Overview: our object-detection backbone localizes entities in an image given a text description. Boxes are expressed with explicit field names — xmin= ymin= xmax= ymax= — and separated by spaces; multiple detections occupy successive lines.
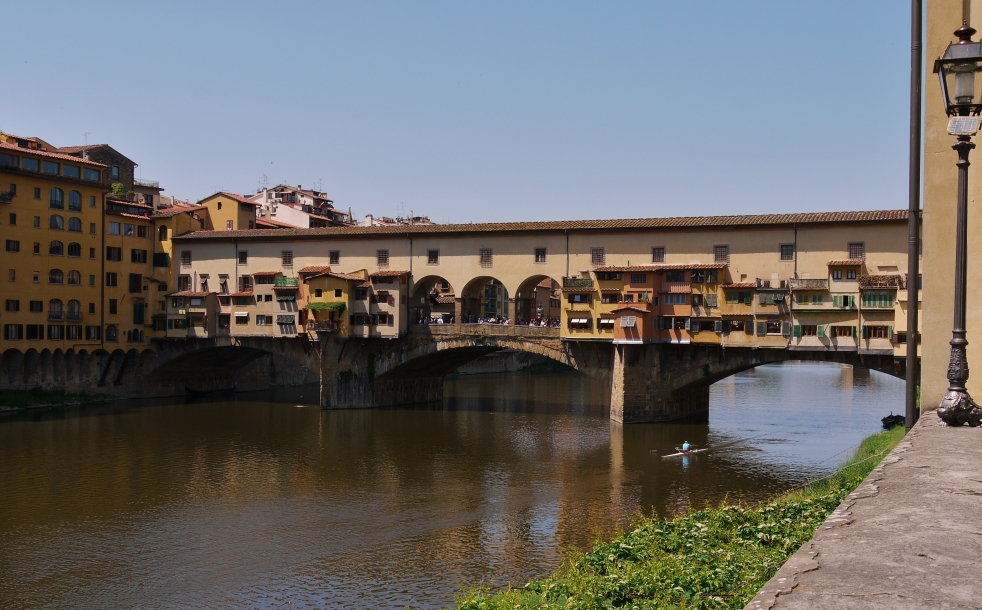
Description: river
xmin=0 ymin=361 xmax=903 ymax=609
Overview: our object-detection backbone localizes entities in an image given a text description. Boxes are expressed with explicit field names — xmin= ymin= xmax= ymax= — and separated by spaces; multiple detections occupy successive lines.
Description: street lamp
xmin=933 ymin=22 xmax=982 ymax=426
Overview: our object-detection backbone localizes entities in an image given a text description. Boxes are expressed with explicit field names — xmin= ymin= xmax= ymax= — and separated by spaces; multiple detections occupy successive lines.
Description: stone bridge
xmin=1 ymin=327 xmax=905 ymax=422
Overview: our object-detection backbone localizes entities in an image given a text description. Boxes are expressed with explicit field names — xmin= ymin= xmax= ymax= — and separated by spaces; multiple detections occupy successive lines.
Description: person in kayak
xmin=681 ymin=441 xmax=691 ymax=453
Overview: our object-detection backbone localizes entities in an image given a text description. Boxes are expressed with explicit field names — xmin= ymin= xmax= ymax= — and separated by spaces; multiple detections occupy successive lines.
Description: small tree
xmin=111 ymin=182 xmax=125 ymax=197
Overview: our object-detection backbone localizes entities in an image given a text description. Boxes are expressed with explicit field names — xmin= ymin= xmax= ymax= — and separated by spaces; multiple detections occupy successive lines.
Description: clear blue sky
xmin=2 ymin=2 xmax=915 ymax=223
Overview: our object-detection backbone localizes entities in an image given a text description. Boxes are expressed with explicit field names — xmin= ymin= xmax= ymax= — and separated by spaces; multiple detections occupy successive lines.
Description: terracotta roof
xmin=252 ymin=271 xmax=281 ymax=276
xmin=298 ymin=265 xmax=330 ymax=274
xmin=370 ymin=270 xmax=409 ymax=277
xmin=595 ymin=263 xmax=727 ymax=272
xmin=230 ymin=291 xmax=253 ymax=297
xmin=168 ymin=291 xmax=213 ymax=297
xmin=609 ymin=305 xmax=651 ymax=313
xmin=172 ymin=209 xmax=910 ymax=242
xmin=108 ymin=198 xmax=152 ymax=209
xmin=256 ymin=217 xmax=296 ymax=229
xmin=563 ymin=286 xmax=595 ymax=293
xmin=722 ymin=283 xmax=756 ymax=288
xmin=828 ymin=259 xmax=864 ymax=266
xmin=434 ymin=295 xmax=456 ymax=304
xmin=198 ymin=191 xmax=259 ymax=206
xmin=56 ymin=144 xmax=106 ymax=154
xmin=0 ymin=142 xmax=106 ymax=167
xmin=272 ymin=284 xmax=299 ymax=290
xmin=106 ymin=211 xmax=151 ymax=220
xmin=151 ymin=204 xmax=205 ymax=219
xmin=305 ymin=271 xmax=364 ymax=282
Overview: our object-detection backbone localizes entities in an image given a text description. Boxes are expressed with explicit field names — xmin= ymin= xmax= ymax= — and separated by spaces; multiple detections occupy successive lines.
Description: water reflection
xmin=0 ymin=362 xmax=903 ymax=609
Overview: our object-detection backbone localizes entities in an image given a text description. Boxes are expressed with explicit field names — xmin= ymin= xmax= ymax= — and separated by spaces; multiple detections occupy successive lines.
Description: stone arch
xmin=514 ymin=274 xmax=561 ymax=324
xmin=409 ymin=274 xmax=457 ymax=324
xmin=460 ymin=275 xmax=510 ymax=324
xmin=1 ymin=349 xmax=24 ymax=386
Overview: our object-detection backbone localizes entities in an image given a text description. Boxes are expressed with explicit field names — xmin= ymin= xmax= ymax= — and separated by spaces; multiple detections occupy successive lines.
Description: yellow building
xmin=197 ymin=192 xmax=257 ymax=231
xmin=103 ymin=198 xmax=155 ymax=345
xmin=304 ymin=270 xmax=366 ymax=335
xmin=149 ymin=204 xmax=207 ymax=332
xmin=1 ymin=140 xmax=107 ymax=350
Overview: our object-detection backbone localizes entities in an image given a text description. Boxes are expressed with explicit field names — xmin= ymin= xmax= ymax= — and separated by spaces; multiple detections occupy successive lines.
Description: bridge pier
xmin=609 ymin=344 xmax=710 ymax=423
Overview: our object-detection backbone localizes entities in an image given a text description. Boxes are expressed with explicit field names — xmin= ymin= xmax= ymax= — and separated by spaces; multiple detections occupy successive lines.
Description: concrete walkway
xmin=746 ymin=409 xmax=982 ymax=610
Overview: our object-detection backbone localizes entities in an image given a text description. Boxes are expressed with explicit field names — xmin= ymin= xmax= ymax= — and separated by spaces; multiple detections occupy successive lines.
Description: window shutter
xmin=782 ymin=321 xmax=791 ymax=336
xmin=714 ymin=320 xmax=723 ymax=333
xmin=818 ymin=324 xmax=825 ymax=338
xmin=849 ymin=295 xmax=855 ymax=307
xmin=756 ymin=321 xmax=766 ymax=336
xmin=685 ymin=318 xmax=691 ymax=331
xmin=793 ymin=324 xmax=802 ymax=337
xmin=852 ymin=325 xmax=857 ymax=338
xmin=833 ymin=295 xmax=842 ymax=307
xmin=743 ymin=293 xmax=752 ymax=305
xmin=888 ymin=325 xmax=893 ymax=341
xmin=691 ymin=320 xmax=700 ymax=332
xmin=726 ymin=292 xmax=737 ymax=304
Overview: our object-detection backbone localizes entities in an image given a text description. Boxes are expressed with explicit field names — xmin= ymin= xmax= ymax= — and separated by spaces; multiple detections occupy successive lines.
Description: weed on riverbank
xmin=453 ymin=426 xmax=905 ymax=610
xmin=0 ymin=388 xmax=105 ymax=410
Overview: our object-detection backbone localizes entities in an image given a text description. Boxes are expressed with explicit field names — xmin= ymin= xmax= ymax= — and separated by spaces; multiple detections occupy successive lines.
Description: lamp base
xmin=937 ymin=389 xmax=982 ymax=426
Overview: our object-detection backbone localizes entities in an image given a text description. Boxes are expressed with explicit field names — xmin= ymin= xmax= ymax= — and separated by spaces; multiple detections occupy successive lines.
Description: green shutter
xmin=691 ymin=320 xmax=700 ymax=333
xmin=714 ymin=320 xmax=723 ymax=333
xmin=849 ymin=295 xmax=855 ymax=307
xmin=744 ymin=293 xmax=752 ymax=305
xmin=888 ymin=325 xmax=893 ymax=341
xmin=756 ymin=321 xmax=766 ymax=336
xmin=852 ymin=325 xmax=857 ymax=338
xmin=793 ymin=324 xmax=802 ymax=337
xmin=812 ymin=294 xmax=822 ymax=304
xmin=818 ymin=324 xmax=825 ymax=338
xmin=726 ymin=292 xmax=738 ymax=304
xmin=833 ymin=295 xmax=841 ymax=307
xmin=782 ymin=321 xmax=791 ymax=336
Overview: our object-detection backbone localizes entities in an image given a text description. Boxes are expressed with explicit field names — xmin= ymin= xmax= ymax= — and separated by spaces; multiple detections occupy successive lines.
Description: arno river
xmin=0 ymin=362 xmax=903 ymax=609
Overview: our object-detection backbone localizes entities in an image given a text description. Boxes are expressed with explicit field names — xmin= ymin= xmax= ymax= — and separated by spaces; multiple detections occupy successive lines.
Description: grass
xmin=452 ymin=426 xmax=906 ymax=610
xmin=0 ymin=387 xmax=105 ymax=409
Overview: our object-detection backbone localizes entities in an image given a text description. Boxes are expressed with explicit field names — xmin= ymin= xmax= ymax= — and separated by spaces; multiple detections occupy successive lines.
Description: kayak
xmin=661 ymin=447 xmax=710 ymax=458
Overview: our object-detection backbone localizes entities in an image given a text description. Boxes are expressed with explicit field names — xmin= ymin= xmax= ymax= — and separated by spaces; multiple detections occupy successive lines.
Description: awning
xmin=598 ymin=318 xmax=615 ymax=327
xmin=570 ymin=318 xmax=589 ymax=324
xmin=276 ymin=293 xmax=296 ymax=301
xmin=276 ymin=315 xmax=295 ymax=324
xmin=234 ymin=312 xmax=249 ymax=318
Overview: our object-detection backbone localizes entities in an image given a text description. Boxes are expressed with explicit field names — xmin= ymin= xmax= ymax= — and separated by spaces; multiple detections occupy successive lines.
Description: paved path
xmin=746 ymin=409 xmax=982 ymax=610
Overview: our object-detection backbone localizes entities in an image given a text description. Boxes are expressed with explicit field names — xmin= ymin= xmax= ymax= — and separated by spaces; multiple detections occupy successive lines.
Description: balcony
xmin=47 ymin=312 xmax=65 ymax=321
xmin=0 ymin=191 xmax=14 ymax=203
xmin=275 ymin=276 xmax=299 ymax=287
xmin=661 ymin=282 xmax=691 ymax=294
xmin=563 ymin=277 xmax=594 ymax=290
xmin=790 ymin=278 xmax=829 ymax=291
xmin=66 ymin=312 xmax=82 ymax=322
xmin=307 ymin=320 xmax=341 ymax=332
xmin=134 ymin=179 xmax=160 ymax=188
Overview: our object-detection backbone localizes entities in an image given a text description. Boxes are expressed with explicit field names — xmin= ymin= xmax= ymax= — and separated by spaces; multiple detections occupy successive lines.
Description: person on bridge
xmin=681 ymin=441 xmax=691 ymax=453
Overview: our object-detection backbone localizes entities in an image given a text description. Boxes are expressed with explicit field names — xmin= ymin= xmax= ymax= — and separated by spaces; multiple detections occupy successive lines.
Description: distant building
xmin=250 ymin=184 xmax=352 ymax=228
xmin=360 ymin=214 xmax=435 ymax=227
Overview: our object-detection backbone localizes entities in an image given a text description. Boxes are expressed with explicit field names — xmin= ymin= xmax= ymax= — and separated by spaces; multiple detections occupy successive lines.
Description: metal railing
xmin=134 ymin=179 xmax=160 ymax=188
xmin=563 ymin=277 xmax=594 ymax=289
xmin=276 ymin=276 xmax=299 ymax=287
xmin=789 ymin=278 xmax=829 ymax=290
xmin=47 ymin=312 xmax=64 ymax=321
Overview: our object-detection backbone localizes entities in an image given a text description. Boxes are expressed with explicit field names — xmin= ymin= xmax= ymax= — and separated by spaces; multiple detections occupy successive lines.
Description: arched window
xmin=67 ymin=270 xmax=81 ymax=285
xmin=106 ymin=325 xmax=118 ymax=342
xmin=67 ymin=242 xmax=81 ymax=257
xmin=68 ymin=217 xmax=82 ymax=232
xmin=158 ymin=225 xmax=168 ymax=241
xmin=67 ymin=300 xmax=81 ymax=320
xmin=49 ymin=269 xmax=64 ymax=284
xmin=49 ymin=215 xmax=64 ymax=230
xmin=50 ymin=188 xmax=64 ymax=209
xmin=49 ymin=240 xmax=64 ymax=256
xmin=49 ymin=299 xmax=63 ymax=316
xmin=68 ymin=190 xmax=82 ymax=211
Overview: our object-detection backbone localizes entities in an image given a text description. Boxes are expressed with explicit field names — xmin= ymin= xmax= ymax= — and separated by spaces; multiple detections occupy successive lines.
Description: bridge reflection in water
xmin=0 ymin=363 xmax=903 ymax=609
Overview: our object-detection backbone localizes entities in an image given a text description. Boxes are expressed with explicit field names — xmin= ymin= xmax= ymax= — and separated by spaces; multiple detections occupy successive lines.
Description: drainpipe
xmin=905 ymin=0 xmax=922 ymax=431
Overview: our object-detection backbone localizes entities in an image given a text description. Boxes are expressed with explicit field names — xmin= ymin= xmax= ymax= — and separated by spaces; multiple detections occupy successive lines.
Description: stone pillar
xmin=508 ymin=298 xmax=517 ymax=326
xmin=609 ymin=343 xmax=710 ymax=423
xmin=455 ymin=298 xmax=463 ymax=328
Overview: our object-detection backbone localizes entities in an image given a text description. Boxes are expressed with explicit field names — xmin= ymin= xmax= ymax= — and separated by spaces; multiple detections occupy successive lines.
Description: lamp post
xmin=933 ymin=23 xmax=982 ymax=426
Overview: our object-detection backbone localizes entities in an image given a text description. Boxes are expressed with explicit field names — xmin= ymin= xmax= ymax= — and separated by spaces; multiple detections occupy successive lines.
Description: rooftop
xmin=0 ymin=142 xmax=106 ymax=167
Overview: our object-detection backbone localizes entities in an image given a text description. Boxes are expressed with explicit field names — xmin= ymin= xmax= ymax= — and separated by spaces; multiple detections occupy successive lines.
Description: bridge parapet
xmin=408 ymin=324 xmax=560 ymax=339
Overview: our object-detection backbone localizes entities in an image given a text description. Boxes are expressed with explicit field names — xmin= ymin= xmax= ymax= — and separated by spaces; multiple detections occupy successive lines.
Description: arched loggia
xmin=460 ymin=276 xmax=509 ymax=324
xmin=514 ymin=275 xmax=561 ymax=326
xmin=409 ymin=275 xmax=456 ymax=324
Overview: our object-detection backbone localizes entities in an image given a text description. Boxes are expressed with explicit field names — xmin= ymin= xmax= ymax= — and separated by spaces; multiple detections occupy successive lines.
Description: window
xmin=26 ymin=325 xmax=44 ymax=340
xmin=23 ymin=158 xmax=40 ymax=173
xmin=89 ymin=223 xmax=96 ymax=234
xmin=862 ymin=293 xmax=895 ymax=308
xmin=832 ymin=269 xmax=843 ymax=280
xmin=89 ymin=195 xmax=97 ymax=207
xmin=8 ymin=269 xmax=14 ymax=282
xmin=5 ymin=300 xmax=19 ymax=312
xmin=0 ymin=153 xmax=16 ymax=167
xmin=567 ymin=293 xmax=591 ymax=304
xmin=68 ymin=191 xmax=81 ymax=211
xmin=428 ymin=249 xmax=440 ymax=265
xmin=665 ymin=270 xmax=685 ymax=283
xmin=255 ymin=315 xmax=271 ymax=326
xmin=725 ymin=291 xmax=753 ymax=305
xmin=131 ymin=249 xmax=147 ymax=264
xmin=480 ymin=248 xmax=493 ymax=268
xmin=49 ymin=269 xmax=64 ymax=284
xmin=630 ymin=273 xmax=647 ymax=285
xmin=238 ymin=275 xmax=253 ymax=293
xmin=673 ymin=317 xmax=688 ymax=330
xmin=108 ymin=299 xmax=118 ymax=315
xmin=47 ymin=300 xmax=63 ymax=320
xmin=178 ymin=275 xmax=191 ymax=291
xmin=83 ymin=169 xmax=100 ymax=182
xmin=50 ymin=241 xmax=64 ymax=257
xmin=180 ymin=250 xmax=191 ymax=266
xmin=129 ymin=273 xmax=142 ymax=293
xmin=123 ymin=224 xmax=135 ymax=237
xmin=199 ymin=275 xmax=209 ymax=292
xmin=112 ymin=165 xmax=120 ymax=180
xmin=106 ymin=246 xmax=122 ymax=261
xmin=863 ymin=325 xmax=890 ymax=339
xmin=5 ymin=240 xmax=19 ymax=252
xmin=334 ymin=288 xmax=343 ymax=298
xmin=106 ymin=272 xmax=118 ymax=287
xmin=33 ymin=216 xmax=40 ymax=227
xmin=84 ymin=325 xmax=100 ymax=340
xmin=89 ymin=247 xmax=96 ymax=259
xmin=8 ymin=213 xmax=15 ymax=225
xmin=66 ymin=243 xmax=81 ymax=257
xmin=691 ymin=270 xmax=705 ymax=283
xmin=67 ymin=270 xmax=81 ymax=285
xmin=43 ymin=161 xmax=59 ymax=175
xmin=5 ymin=324 xmax=24 ymax=340
xmin=88 ymin=302 xmax=95 ymax=314
xmin=264 ymin=294 xmax=273 ymax=302
xmin=238 ymin=251 xmax=248 ymax=265
xmin=133 ymin=303 xmax=146 ymax=325
xmin=377 ymin=249 xmax=389 ymax=268
xmin=652 ymin=247 xmax=665 ymax=263
xmin=601 ymin=293 xmax=622 ymax=304
xmin=590 ymin=247 xmax=605 ymax=266
xmin=534 ymin=248 xmax=547 ymax=263
xmin=158 ymin=283 xmax=168 ymax=292
xmin=108 ymin=222 xmax=120 ymax=235
xmin=314 ymin=288 xmax=323 ymax=298
xmin=714 ymin=245 xmax=729 ymax=263
xmin=30 ymin=301 xmax=42 ymax=313
xmin=68 ymin=217 xmax=81 ymax=232
xmin=234 ymin=314 xmax=249 ymax=325
xmin=49 ymin=188 xmax=64 ymax=209
xmin=664 ymin=294 xmax=687 ymax=305
xmin=622 ymin=293 xmax=634 ymax=303
xmin=219 ymin=275 xmax=229 ymax=294
xmin=329 ymin=251 xmax=340 ymax=265
xmin=136 ymin=225 xmax=149 ymax=238
xmin=567 ymin=317 xmax=592 ymax=329
xmin=47 ymin=325 xmax=63 ymax=340
xmin=812 ymin=294 xmax=823 ymax=304
xmin=226 ymin=220 xmax=234 ymax=231
xmin=256 ymin=275 xmax=275 ymax=285
xmin=846 ymin=269 xmax=857 ymax=280
xmin=32 ymin=272 xmax=39 ymax=283
xmin=106 ymin=325 xmax=119 ymax=342
xmin=355 ymin=288 xmax=368 ymax=300
xmin=597 ymin=272 xmax=621 ymax=281
xmin=832 ymin=325 xmax=855 ymax=338
xmin=50 ymin=215 xmax=64 ymax=230
xmin=61 ymin=165 xmax=80 ymax=179
xmin=89 ymin=275 xmax=95 ymax=286
xmin=780 ymin=244 xmax=795 ymax=261
xmin=848 ymin=242 xmax=865 ymax=260
xmin=159 ymin=226 xmax=168 ymax=241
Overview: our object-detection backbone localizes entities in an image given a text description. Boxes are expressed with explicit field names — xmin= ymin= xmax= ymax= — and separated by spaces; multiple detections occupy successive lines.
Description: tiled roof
xmin=356 ymin=281 xmax=372 ymax=288
xmin=107 ymin=211 xmax=151 ymax=220
xmin=722 ymin=282 xmax=756 ymax=288
xmin=610 ymin=305 xmax=651 ymax=313
xmin=305 ymin=271 xmax=364 ymax=282
xmin=298 ymin=265 xmax=330 ymax=274
xmin=198 ymin=191 xmax=259 ymax=206
xmin=168 ymin=291 xmax=213 ymax=297
xmin=256 ymin=217 xmax=297 ymax=229
xmin=272 ymin=284 xmax=299 ymax=290
xmin=434 ymin=295 xmax=456 ymax=304
xmin=56 ymin=144 xmax=105 ymax=154
xmin=230 ymin=291 xmax=253 ymax=297
xmin=828 ymin=259 xmax=864 ymax=266
xmin=252 ymin=271 xmax=281 ymax=276
xmin=595 ymin=263 xmax=727 ymax=272
xmin=108 ymin=198 xmax=152 ymax=209
xmin=151 ymin=204 xmax=205 ymax=219
xmin=0 ymin=142 xmax=106 ymax=167
xmin=370 ymin=270 xmax=409 ymax=277
xmin=173 ymin=209 xmax=909 ymax=242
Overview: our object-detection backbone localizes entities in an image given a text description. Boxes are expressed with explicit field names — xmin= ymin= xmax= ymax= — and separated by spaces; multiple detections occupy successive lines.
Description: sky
xmin=2 ymin=2 xmax=915 ymax=223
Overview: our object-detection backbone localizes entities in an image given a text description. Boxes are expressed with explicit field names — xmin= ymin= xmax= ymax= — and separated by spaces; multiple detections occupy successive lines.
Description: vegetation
xmin=453 ymin=426 xmax=905 ymax=610
xmin=111 ymin=182 xmax=125 ymax=197
xmin=0 ymin=387 xmax=105 ymax=409
xmin=306 ymin=301 xmax=346 ymax=313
